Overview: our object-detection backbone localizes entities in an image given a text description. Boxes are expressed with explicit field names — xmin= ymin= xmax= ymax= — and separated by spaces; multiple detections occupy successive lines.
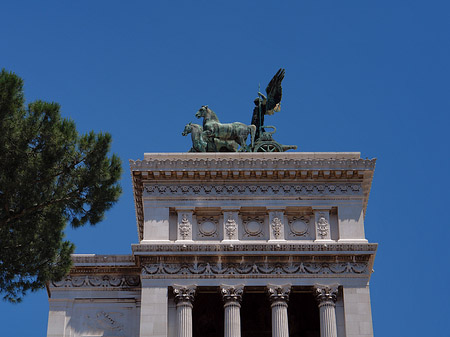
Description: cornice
xmin=132 ymin=242 xmax=378 ymax=255
xmin=130 ymin=153 xmax=376 ymax=241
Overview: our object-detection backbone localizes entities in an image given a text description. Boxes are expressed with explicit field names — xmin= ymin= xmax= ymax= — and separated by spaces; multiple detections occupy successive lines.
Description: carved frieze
xmin=132 ymin=242 xmax=378 ymax=253
xmin=142 ymin=261 xmax=368 ymax=278
xmin=51 ymin=275 xmax=140 ymax=288
xmin=144 ymin=183 xmax=362 ymax=197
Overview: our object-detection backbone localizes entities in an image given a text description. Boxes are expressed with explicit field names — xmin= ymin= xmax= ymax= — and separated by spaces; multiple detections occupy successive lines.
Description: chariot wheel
xmin=254 ymin=141 xmax=283 ymax=152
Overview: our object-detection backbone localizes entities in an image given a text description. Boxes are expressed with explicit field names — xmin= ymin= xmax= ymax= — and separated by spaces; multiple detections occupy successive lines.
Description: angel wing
xmin=265 ymin=68 xmax=285 ymax=115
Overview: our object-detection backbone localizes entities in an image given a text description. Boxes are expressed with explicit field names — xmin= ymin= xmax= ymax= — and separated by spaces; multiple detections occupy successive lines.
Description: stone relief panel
xmin=71 ymin=301 xmax=139 ymax=337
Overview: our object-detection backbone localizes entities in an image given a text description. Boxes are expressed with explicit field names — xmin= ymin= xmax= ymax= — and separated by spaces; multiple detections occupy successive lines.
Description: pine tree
xmin=0 ymin=69 xmax=122 ymax=302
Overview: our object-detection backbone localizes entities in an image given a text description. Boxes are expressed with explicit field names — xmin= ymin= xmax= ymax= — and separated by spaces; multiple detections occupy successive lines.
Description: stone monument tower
xmin=46 ymin=151 xmax=377 ymax=337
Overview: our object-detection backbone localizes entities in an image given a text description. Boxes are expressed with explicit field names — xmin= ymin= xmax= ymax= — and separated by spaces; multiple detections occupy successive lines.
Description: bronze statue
xmin=251 ymin=68 xmax=285 ymax=141
xmin=183 ymin=69 xmax=297 ymax=153
xmin=195 ymin=105 xmax=256 ymax=152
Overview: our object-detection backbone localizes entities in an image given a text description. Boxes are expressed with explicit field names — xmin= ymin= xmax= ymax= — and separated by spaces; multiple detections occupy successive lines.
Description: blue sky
xmin=1 ymin=1 xmax=449 ymax=336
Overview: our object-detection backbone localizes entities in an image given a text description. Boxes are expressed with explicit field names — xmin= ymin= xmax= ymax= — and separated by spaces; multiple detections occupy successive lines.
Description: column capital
xmin=173 ymin=284 xmax=197 ymax=304
xmin=314 ymin=284 xmax=339 ymax=305
xmin=220 ymin=284 xmax=244 ymax=303
xmin=267 ymin=284 xmax=291 ymax=304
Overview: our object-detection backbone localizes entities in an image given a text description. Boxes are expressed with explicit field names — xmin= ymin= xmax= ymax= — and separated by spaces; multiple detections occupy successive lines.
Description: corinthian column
xmin=220 ymin=284 xmax=244 ymax=337
xmin=173 ymin=284 xmax=197 ymax=337
xmin=314 ymin=284 xmax=339 ymax=337
xmin=267 ymin=284 xmax=291 ymax=337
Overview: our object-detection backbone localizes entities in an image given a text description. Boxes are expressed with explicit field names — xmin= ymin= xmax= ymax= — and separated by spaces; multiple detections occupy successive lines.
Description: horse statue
xmin=195 ymin=105 xmax=256 ymax=152
xmin=182 ymin=123 xmax=207 ymax=152
xmin=182 ymin=122 xmax=239 ymax=152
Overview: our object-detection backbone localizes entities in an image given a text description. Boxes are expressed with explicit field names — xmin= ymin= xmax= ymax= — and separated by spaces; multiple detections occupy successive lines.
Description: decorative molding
xmin=143 ymin=183 xmax=362 ymax=197
xmin=142 ymin=261 xmax=368 ymax=278
xmin=314 ymin=284 xmax=339 ymax=305
xmin=130 ymin=155 xmax=376 ymax=173
xmin=173 ymin=284 xmax=197 ymax=304
xmin=220 ymin=284 xmax=244 ymax=303
xmin=132 ymin=242 xmax=377 ymax=254
xmin=267 ymin=284 xmax=291 ymax=303
xmin=51 ymin=275 xmax=140 ymax=288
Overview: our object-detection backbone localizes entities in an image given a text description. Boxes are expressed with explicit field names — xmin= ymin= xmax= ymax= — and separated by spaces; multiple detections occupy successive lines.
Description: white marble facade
xmin=47 ymin=152 xmax=377 ymax=337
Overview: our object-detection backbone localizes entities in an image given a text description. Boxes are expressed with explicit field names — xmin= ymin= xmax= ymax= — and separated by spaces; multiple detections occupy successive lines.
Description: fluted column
xmin=173 ymin=284 xmax=197 ymax=337
xmin=267 ymin=284 xmax=291 ymax=337
xmin=314 ymin=284 xmax=339 ymax=337
xmin=220 ymin=284 xmax=244 ymax=337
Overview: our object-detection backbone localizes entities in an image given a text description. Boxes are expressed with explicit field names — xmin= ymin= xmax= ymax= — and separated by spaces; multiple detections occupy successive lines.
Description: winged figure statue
xmin=250 ymin=68 xmax=285 ymax=140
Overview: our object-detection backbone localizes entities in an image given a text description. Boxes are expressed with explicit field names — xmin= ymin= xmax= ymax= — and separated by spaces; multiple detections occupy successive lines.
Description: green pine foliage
xmin=0 ymin=69 xmax=122 ymax=303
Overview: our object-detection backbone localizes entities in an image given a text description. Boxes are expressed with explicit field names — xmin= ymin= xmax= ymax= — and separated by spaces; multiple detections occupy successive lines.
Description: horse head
xmin=182 ymin=122 xmax=193 ymax=136
xmin=195 ymin=105 xmax=209 ymax=119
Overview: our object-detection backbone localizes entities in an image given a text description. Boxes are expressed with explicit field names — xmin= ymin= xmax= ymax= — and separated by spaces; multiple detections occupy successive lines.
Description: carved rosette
xmin=220 ymin=284 xmax=244 ymax=304
xmin=197 ymin=216 xmax=218 ymax=238
xmin=271 ymin=217 xmax=283 ymax=239
xmin=314 ymin=284 xmax=339 ymax=307
xmin=243 ymin=216 xmax=264 ymax=238
xmin=173 ymin=284 xmax=197 ymax=305
xmin=267 ymin=284 xmax=291 ymax=305
xmin=225 ymin=216 xmax=237 ymax=240
xmin=288 ymin=216 xmax=310 ymax=237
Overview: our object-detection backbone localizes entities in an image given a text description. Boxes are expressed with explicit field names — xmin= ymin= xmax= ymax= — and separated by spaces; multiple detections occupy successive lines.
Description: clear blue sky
xmin=1 ymin=1 xmax=449 ymax=336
